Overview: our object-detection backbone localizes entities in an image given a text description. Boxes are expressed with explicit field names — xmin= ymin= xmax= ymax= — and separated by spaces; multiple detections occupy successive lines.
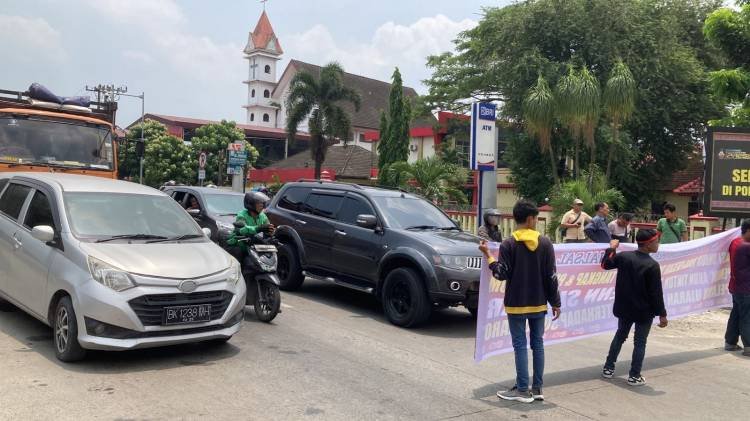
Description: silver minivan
xmin=0 ymin=173 xmax=246 ymax=361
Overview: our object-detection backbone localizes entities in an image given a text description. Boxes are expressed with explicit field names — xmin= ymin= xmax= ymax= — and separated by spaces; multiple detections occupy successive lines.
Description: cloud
xmin=0 ymin=14 xmax=66 ymax=63
xmin=122 ymin=50 xmax=154 ymax=63
xmin=283 ymin=15 xmax=477 ymax=91
xmin=81 ymin=0 xmax=185 ymax=28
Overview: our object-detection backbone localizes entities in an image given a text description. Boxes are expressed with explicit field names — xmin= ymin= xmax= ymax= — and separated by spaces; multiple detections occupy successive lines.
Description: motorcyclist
xmin=477 ymin=208 xmax=503 ymax=242
xmin=227 ymin=191 xmax=275 ymax=256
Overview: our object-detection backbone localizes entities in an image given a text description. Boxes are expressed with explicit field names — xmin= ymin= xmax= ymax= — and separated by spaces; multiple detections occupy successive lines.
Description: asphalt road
xmin=0 ymin=279 xmax=748 ymax=420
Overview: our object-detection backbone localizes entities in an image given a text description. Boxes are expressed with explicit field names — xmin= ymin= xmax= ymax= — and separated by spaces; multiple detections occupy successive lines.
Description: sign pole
xmin=471 ymin=102 xmax=498 ymax=232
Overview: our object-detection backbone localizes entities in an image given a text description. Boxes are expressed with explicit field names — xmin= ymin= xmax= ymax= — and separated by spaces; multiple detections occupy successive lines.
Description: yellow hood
xmin=512 ymin=229 xmax=540 ymax=251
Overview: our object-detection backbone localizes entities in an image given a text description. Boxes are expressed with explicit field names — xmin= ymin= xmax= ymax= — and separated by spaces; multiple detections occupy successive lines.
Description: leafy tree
xmin=118 ymin=119 xmax=170 ymax=181
xmin=523 ymin=74 xmax=559 ymax=186
xmin=379 ymin=157 xmax=469 ymax=205
xmin=602 ymin=59 xmax=636 ymax=180
xmin=504 ymin=132 xmax=555 ymax=204
xmin=285 ymin=62 xmax=362 ymax=179
xmin=704 ymin=2 xmax=750 ymax=126
xmin=144 ymin=134 xmax=195 ymax=187
xmin=422 ymin=0 xmax=724 ymax=209
xmin=190 ymin=120 xmax=258 ymax=186
xmin=378 ymin=68 xmax=412 ymax=174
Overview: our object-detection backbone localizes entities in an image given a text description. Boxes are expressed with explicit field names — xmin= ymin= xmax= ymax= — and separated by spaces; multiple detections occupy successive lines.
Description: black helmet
xmin=244 ymin=191 xmax=270 ymax=211
xmin=483 ymin=208 xmax=502 ymax=225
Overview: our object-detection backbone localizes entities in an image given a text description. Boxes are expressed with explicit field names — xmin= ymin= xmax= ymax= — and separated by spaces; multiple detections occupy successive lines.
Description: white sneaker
xmin=627 ymin=376 xmax=646 ymax=386
xmin=602 ymin=367 xmax=614 ymax=379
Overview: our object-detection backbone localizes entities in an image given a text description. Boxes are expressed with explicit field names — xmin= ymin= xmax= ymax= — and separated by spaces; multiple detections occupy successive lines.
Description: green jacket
xmin=227 ymin=209 xmax=269 ymax=252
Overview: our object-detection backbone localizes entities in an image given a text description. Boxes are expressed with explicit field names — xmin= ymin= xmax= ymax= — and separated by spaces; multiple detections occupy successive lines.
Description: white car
xmin=0 ymin=173 xmax=246 ymax=361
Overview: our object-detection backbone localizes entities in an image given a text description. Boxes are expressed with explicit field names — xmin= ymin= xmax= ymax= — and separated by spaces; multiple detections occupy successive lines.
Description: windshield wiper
xmin=96 ymin=234 xmax=168 ymax=243
xmin=440 ymin=226 xmax=461 ymax=231
xmin=146 ymin=234 xmax=204 ymax=243
xmin=405 ymin=225 xmax=439 ymax=230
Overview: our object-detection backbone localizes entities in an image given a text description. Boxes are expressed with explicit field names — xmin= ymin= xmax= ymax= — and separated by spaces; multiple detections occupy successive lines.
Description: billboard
xmin=470 ymin=102 xmax=497 ymax=171
xmin=704 ymin=127 xmax=750 ymax=217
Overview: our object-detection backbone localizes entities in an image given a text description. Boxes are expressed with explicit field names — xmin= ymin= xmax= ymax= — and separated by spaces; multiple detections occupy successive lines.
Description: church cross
xmin=250 ymin=58 xmax=258 ymax=79
xmin=260 ymin=0 xmax=268 ymax=11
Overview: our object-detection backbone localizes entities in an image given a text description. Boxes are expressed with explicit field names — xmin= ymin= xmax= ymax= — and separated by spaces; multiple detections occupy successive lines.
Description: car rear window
xmin=277 ymin=187 xmax=308 ymax=212
xmin=304 ymin=193 xmax=343 ymax=219
xmin=0 ymin=183 xmax=32 ymax=221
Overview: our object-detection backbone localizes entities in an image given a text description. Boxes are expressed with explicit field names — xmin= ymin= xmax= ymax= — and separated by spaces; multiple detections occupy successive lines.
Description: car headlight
xmin=227 ymin=259 xmax=241 ymax=284
xmin=434 ymin=255 xmax=470 ymax=270
xmin=216 ymin=221 xmax=234 ymax=233
xmin=87 ymin=256 xmax=136 ymax=292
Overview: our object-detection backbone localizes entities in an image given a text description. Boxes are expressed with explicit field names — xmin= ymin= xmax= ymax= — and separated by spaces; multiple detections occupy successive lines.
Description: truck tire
xmin=277 ymin=244 xmax=304 ymax=291
xmin=53 ymin=296 xmax=86 ymax=362
xmin=382 ymin=268 xmax=432 ymax=327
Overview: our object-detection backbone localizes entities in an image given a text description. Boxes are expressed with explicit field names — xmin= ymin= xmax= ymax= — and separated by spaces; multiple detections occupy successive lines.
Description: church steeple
xmin=243 ymin=10 xmax=282 ymax=128
xmin=244 ymin=11 xmax=283 ymax=55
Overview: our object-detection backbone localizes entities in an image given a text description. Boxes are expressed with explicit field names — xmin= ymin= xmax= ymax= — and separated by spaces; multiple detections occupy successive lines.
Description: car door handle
xmin=334 ymin=230 xmax=347 ymax=236
xmin=12 ymin=234 xmax=22 ymax=249
xmin=295 ymin=219 xmax=307 ymax=225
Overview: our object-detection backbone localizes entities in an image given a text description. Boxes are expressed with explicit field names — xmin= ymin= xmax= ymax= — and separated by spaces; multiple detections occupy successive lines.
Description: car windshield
xmin=0 ymin=116 xmax=113 ymax=170
xmin=372 ymin=195 xmax=456 ymax=229
xmin=64 ymin=193 xmax=204 ymax=240
xmin=204 ymin=193 xmax=244 ymax=215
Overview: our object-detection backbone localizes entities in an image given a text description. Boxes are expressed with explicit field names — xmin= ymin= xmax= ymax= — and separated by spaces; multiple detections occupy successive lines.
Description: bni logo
xmin=478 ymin=103 xmax=496 ymax=121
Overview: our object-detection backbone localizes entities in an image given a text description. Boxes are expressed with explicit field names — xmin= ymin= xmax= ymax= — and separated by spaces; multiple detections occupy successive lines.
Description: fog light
xmin=449 ymin=281 xmax=461 ymax=291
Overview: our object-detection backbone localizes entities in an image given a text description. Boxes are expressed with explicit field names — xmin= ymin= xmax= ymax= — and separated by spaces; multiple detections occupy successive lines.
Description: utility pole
xmin=88 ymin=85 xmax=146 ymax=183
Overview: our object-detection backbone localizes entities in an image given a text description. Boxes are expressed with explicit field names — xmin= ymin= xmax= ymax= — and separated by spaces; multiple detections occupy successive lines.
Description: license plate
xmin=163 ymin=304 xmax=211 ymax=325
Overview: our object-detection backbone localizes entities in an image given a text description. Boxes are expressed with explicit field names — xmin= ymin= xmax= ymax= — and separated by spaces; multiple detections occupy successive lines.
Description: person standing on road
xmin=560 ymin=199 xmax=591 ymax=243
xmin=609 ymin=213 xmax=633 ymax=243
xmin=600 ymin=229 xmax=669 ymax=386
xmin=657 ymin=203 xmax=688 ymax=244
xmin=584 ymin=202 xmax=611 ymax=243
xmin=725 ymin=220 xmax=750 ymax=356
xmin=478 ymin=208 xmax=503 ymax=243
xmin=479 ymin=200 xmax=561 ymax=404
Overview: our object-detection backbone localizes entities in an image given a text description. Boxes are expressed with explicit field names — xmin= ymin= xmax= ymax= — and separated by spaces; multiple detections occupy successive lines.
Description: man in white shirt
xmin=560 ymin=199 xmax=592 ymax=243
xmin=609 ymin=213 xmax=633 ymax=243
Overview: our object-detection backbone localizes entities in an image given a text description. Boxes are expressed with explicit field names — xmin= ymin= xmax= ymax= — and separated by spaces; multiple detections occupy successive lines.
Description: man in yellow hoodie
xmin=479 ymin=200 xmax=562 ymax=403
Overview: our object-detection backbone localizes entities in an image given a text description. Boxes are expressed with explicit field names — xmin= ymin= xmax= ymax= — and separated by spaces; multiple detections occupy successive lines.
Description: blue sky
xmin=1 ymin=0 xmax=509 ymax=127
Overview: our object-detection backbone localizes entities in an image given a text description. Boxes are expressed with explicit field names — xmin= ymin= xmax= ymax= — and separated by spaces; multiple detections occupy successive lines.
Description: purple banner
xmin=475 ymin=228 xmax=738 ymax=362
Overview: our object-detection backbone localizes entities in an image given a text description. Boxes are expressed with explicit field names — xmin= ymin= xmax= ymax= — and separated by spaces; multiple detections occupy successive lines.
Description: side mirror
xmin=356 ymin=214 xmax=378 ymax=229
xmin=187 ymin=208 xmax=202 ymax=217
xmin=31 ymin=225 xmax=55 ymax=243
xmin=202 ymin=227 xmax=212 ymax=237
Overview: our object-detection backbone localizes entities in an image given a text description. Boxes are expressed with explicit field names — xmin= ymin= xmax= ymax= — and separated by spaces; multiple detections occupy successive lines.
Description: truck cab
xmin=0 ymin=88 xmax=119 ymax=179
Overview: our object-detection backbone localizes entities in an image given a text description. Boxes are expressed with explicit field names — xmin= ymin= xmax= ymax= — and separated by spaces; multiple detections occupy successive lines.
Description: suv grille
xmin=467 ymin=257 xmax=483 ymax=269
xmin=128 ymin=291 xmax=233 ymax=326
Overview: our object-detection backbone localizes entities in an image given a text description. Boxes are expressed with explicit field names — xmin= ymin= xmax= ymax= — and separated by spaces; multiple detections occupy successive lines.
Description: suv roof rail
xmin=295 ymin=178 xmax=363 ymax=189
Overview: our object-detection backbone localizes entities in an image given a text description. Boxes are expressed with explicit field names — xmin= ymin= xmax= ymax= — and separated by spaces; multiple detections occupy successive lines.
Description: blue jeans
xmin=604 ymin=318 xmax=652 ymax=378
xmin=725 ymin=293 xmax=750 ymax=348
xmin=508 ymin=312 xmax=546 ymax=392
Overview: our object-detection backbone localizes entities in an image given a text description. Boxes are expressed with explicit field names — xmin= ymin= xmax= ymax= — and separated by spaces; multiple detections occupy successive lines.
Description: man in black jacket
xmin=479 ymin=200 xmax=561 ymax=403
xmin=600 ymin=229 xmax=669 ymax=386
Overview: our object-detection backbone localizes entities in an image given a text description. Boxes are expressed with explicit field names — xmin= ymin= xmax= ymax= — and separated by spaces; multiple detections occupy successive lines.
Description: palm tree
xmin=285 ymin=62 xmax=361 ymax=179
xmin=556 ymin=65 xmax=583 ymax=178
xmin=603 ymin=59 xmax=636 ymax=181
xmin=380 ymin=157 xmax=469 ymax=205
xmin=578 ymin=67 xmax=602 ymax=188
xmin=523 ymin=74 xmax=560 ymax=186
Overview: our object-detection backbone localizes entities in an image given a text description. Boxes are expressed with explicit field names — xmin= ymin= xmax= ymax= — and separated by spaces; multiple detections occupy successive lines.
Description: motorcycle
xmin=228 ymin=221 xmax=281 ymax=323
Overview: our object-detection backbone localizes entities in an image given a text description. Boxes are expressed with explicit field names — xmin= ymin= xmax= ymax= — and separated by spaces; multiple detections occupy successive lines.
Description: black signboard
xmin=704 ymin=127 xmax=750 ymax=217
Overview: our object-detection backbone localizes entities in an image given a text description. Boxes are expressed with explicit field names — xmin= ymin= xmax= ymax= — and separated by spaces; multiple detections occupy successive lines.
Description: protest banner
xmin=475 ymin=228 xmax=738 ymax=362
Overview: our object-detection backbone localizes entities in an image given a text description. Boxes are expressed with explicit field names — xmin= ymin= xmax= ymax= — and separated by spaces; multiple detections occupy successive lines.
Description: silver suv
xmin=0 ymin=173 xmax=246 ymax=361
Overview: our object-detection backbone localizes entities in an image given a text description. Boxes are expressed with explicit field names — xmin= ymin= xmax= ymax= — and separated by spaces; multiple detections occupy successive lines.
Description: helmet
xmin=244 ymin=191 xmax=270 ymax=211
xmin=483 ymin=208 xmax=502 ymax=225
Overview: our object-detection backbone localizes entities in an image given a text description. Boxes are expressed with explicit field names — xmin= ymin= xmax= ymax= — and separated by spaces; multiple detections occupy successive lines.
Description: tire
xmin=382 ymin=268 xmax=432 ymax=327
xmin=277 ymin=244 xmax=304 ymax=291
xmin=53 ymin=296 xmax=86 ymax=362
xmin=253 ymin=282 xmax=281 ymax=323
xmin=0 ymin=297 xmax=16 ymax=312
